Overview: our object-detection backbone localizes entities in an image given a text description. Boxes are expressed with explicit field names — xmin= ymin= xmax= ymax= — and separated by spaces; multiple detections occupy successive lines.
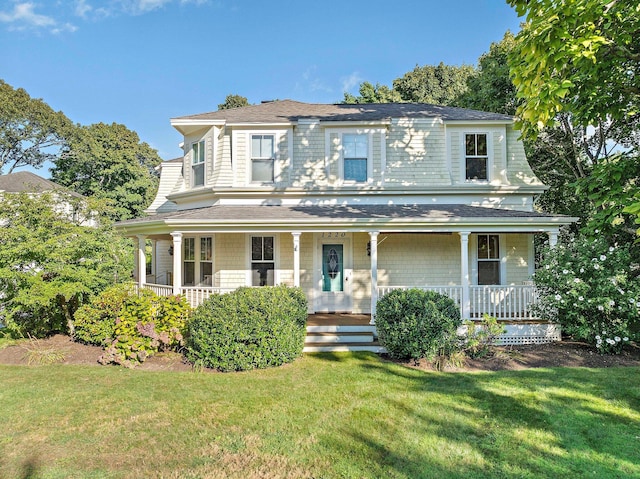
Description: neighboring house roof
xmin=117 ymin=204 xmax=574 ymax=231
xmin=0 ymin=171 xmax=77 ymax=194
xmin=171 ymin=99 xmax=514 ymax=124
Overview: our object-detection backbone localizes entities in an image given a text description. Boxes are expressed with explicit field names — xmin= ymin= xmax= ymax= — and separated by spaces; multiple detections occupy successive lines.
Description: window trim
xmin=246 ymin=234 xmax=279 ymax=286
xmin=191 ymin=139 xmax=206 ymax=187
xmin=463 ymin=132 xmax=490 ymax=182
xmin=182 ymin=235 xmax=214 ymax=287
xmin=250 ymin=133 xmax=276 ymax=184
xmin=338 ymin=130 xmax=373 ymax=185
xmin=470 ymin=233 xmax=506 ymax=286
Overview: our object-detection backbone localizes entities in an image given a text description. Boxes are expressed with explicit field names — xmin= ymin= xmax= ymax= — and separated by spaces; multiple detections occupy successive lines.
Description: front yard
xmin=1 ymin=353 xmax=639 ymax=478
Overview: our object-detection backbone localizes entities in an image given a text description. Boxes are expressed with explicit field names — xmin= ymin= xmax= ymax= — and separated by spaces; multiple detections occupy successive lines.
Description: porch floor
xmin=307 ymin=313 xmax=372 ymax=327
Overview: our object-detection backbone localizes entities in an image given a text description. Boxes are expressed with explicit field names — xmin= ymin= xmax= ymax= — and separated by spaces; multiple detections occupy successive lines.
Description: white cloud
xmin=341 ymin=72 xmax=363 ymax=93
xmin=74 ymin=0 xmax=92 ymax=18
xmin=299 ymin=66 xmax=332 ymax=94
xmin=0 ymin=2 xmax=56 ymax=27
xmin=119 ymin=0 xmax=173 ymax=15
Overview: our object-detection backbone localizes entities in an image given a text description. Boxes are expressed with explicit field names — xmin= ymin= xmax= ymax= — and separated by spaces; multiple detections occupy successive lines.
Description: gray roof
xmin=117 ymin=204 xmax=570 ymax=228
xmin=172 ymin=100 xmax=514 ymax=124
xmin=0 ymin=171 xmax=80 ymax=195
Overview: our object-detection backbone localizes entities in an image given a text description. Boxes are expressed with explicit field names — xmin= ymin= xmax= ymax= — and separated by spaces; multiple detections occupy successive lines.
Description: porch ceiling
xmin=116 ymin=204 xmax=576 ymax=235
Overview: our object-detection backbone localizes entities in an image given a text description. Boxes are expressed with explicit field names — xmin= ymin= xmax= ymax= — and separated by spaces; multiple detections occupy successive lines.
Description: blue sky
xmin=1 ymin=0 xmax=521 ymax=170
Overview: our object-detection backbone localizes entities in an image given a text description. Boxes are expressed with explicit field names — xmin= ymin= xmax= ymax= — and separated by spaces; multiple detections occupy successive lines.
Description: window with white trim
xmin=477 ymin=234 xmax=500 ymax=285
xmin=200 ymin=237 xmax=213 ymax=286
xmin=182 ymin=236 xmax=213 ymax=286
xmin=465 ymin=133 xmax=488 ymax=181
xmin=342 ymin=133 xmax=368 ymax=182
xmin=183 ymin=237 xmax=196 ymax=286
xmin=251 ymin=134 xmax=275 ymax=183
xmin=251 ymin=236 xmax=274 ymax=286
xmin=192 ymin=140 xmax=205 ymax=187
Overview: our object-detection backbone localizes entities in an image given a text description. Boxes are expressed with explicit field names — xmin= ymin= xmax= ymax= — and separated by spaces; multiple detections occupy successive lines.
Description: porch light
xmin=168 ymin=246 xmax=174 ymax=256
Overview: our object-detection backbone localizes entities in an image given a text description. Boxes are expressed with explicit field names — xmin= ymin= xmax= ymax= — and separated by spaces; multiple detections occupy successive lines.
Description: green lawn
xmin=1 ymin=353 xmax=639 ymax=479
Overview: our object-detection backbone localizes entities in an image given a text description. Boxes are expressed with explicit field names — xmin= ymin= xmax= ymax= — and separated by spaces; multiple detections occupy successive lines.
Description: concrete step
xmin=305 ymin=332 xmax=374 ymax=344
xmin=306 ymin=324 xmax=377 ymax=334
xmin=303 ymin=342 xmax=387 ymax=353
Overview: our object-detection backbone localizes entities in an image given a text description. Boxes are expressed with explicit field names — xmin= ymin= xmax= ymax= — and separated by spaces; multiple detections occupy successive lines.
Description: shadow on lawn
xmin=317 ymin=353 xmax=640 ymax=478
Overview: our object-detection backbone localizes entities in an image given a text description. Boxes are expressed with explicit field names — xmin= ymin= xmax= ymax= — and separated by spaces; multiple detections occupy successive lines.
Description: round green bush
xmin=375 ymin=289 xmax=461 ymax=360
xmin=185 ymin=285 xmax=308 ymax=372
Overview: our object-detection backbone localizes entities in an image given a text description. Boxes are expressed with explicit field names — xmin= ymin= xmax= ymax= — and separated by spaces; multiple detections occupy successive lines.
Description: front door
xmin=315 ymin=235 xmax=352 ymax=312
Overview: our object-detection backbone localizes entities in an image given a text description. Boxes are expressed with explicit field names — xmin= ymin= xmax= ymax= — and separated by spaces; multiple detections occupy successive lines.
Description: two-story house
xmin=116 ymin=100 xmax=575 ymax=347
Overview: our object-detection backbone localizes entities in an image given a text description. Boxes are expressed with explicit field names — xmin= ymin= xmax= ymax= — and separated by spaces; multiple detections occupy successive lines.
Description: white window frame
xmin=191 ymin=140 xmax=206 ymax=187
xmin=182 ymin=235 xmax=214 ymax=287
xmin=463 ymin=132 xmax=490 ymax=182
xmin=470 ymin=233 xmax=506 ymax=285
xmin=246 ymin=234 xmax=279 ymax=286
xmin=332 ymin=129 xmax=375 ymax=185
xmin=250 ymin=133 xmax=276 ymax=184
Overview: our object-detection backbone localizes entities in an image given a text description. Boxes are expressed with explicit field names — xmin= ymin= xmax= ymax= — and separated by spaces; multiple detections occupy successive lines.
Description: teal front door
xmin=316 ymin=237 xmax=352 ymax=312
xmin=322 ymin=244 xmax=344 ymax=292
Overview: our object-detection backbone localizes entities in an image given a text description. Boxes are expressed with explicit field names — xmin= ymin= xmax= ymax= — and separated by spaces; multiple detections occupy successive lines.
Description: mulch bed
xmin=1 ymin=335 xmax=639 ymax=372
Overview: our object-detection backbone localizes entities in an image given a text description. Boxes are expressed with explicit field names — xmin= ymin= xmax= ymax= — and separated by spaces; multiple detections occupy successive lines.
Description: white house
xmin=116 ymin=100 xmax=575 ymax=348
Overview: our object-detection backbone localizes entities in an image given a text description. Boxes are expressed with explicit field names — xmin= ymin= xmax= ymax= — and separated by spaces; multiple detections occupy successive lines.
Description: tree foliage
xmin=0 ymin=79 xmax=73 ymax=174
xmin=52 ymin=122 xmax=162 ymax=221
xmin=218 ymin=94 xmax=250 ymax=110
xmin=508 ymin=0 xmax=640 ymax=138
xmin=343 ymin=82 xmax=402 ymax=104
xmin=0 ymin=191 xmax=132 ymax=337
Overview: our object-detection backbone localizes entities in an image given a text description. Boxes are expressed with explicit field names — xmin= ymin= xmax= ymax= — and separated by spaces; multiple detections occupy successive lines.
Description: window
xmin=477 ymin=234 xmax=500 ymax=285
xmin=343 ymin=133 xmax=368 ymax=182
xmin=251 ymin=134 xmax=274 ymax=183
xmin=465 ymin=133 xmax=488 ymax=181
xmin=192 ymin=140 xmax=205 ymax=187
xmin=200 ymin=237 xmax=213 ymax=286
xmin=183 ymin=237 xmax=195 ymax=286
xmin=251 ymin=236 xmax=274 ymax=286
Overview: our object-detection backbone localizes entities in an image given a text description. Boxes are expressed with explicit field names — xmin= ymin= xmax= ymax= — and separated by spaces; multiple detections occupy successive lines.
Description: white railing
xmin=180 ymin=287 xmax=234 ymax=308
xmin=142 ymin=283 xmax=174 ymax=297
xmin=377 ymin=285 xmax=539 ymax=320
xmin=470 ymin=285 xmax=538 ymax=320
xmin=378 ymin=286 xmax=464 ymax=307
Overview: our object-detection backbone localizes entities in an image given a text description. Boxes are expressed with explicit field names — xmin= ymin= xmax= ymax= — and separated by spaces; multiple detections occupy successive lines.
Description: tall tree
xmin=343 ymin=82 xmax=402 ymax=104
xmin=0 ymin=79 xmax=73 ymax=174
xmin=218 ymin=94 xmax=250 ymax=110
xmin=52 ymin=122 xmax=162 ymax=221
xmin=393 ymin=63 xmax=475 ymax=105
xmin=508 ymin=0 xmax=640 ymax=139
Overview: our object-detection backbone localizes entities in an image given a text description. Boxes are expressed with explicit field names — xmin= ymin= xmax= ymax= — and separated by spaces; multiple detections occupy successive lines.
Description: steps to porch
xmin=304 ymin=314 xmax=386 ymax=353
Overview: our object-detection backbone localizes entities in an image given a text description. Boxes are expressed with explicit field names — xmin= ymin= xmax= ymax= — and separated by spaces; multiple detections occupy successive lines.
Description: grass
xmin=0 ymin=353 xmax=639 ymax=478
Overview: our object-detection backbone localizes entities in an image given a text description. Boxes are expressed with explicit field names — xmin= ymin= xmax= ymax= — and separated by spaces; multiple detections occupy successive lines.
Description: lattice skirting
xmin=497 ymin=323 xmax=561 ymax=346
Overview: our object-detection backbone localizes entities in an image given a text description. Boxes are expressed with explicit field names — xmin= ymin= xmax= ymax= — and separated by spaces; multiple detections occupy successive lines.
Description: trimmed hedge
xmin=375 ymin=288 xmax=461 ymax=360
xmin=186 ymin=285 xmax=308 ymax=372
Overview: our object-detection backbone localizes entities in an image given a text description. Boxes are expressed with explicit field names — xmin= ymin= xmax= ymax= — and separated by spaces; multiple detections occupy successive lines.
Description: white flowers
xmin=555 ymin=294 xmax=562 ymax=301
xmin=574 ymin=278 xmax=581 ymax=283
xmin=609 ymin=300 xmax=615 ymax=307
xmin=597 ymin=305 xmax=604 ymax=311
xmin=563 ymin=269 xmax=569 ymax=274
xmin=580 ymin=267 xmax=585 ymax=273
xmin=600 ymin=255 xmax=607 ymax=261
xmin=594 ymin=264 xmax=600 ymax=270
xmin=578 ymin=296 xmax=584 ymax=301
xmin=609 ymin=247 xmax=615 ymax=253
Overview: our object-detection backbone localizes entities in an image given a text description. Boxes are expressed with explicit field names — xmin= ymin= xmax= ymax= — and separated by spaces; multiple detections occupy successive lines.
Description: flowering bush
xmin=534 ymin=234 xmax=639 ymax=354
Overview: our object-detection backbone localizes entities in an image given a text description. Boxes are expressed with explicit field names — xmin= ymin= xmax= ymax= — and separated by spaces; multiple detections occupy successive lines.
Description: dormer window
xmin=192 ymin=140 xmax=205 ymax=187
xmin=465 ymin=133 xmax=488 ymax=181
xmin=342 ymin=133 xmax=369 ymax=183
xmin=251 ymin=134 xmax=275 ymax=183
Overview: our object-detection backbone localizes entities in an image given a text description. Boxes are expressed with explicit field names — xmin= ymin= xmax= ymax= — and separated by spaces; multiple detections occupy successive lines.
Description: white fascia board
xmin=170 ymin=119 xmax=226 ymax=126
xmin=319 ymin=120 xmax=392 ymax=127
xmin=444 ymin=119 xmax=513 ymax=125
xmin=226 ymin=122 xmax=293 ymax=127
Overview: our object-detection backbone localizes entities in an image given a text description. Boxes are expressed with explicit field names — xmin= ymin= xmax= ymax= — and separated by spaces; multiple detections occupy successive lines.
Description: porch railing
xmin=180 ymin=286 xmax=235 ymax=308
xmin=377 ymin=284 xmax=539 ymax=320
xmin=142 ymin=283 xmax=174 ymax=297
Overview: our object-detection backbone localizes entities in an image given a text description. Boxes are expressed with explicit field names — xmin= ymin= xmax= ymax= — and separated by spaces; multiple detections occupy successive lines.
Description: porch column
xmin=292 ymin=232 xmax=301 ymax=287
xmin=171 ymin=232 xmax=182 ymax=295
xmin=548 ymin=228 xmax=559 ymax=248
xmin=136 ymin=235 xmax=146 ymax=290
xmin=459 ymin=231 xmax=471 ymax=320
xmin=369 ymin=231 xmax=379 ymax=325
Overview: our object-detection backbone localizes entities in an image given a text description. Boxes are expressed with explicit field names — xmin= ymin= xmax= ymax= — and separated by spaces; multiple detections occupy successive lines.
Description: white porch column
xmin=548 ymin=229 xmax=559 ymax=248
xmin=136 ymin=235 xmax=146 ymax=290
xmin=171 ymin=232 xmax=183 ymax=295
xmin=369 ymin=231 xmax=379 ymax=325
xmin=459 ymin=231 xmax=471 ymax=320
xmin=292 ymin=232 xmax=301 ymax=287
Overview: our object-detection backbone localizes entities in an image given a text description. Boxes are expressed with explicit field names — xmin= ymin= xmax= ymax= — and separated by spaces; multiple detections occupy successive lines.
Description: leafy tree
xmin=52 ymin=122 xmax=162 ymax=221
xmin=0 ymin=79 xmax=73 ymax=174
xmin=343 ymin=82 xmax=402 ymax=104
xmin=508 ymin=0 xmax=640 ymax=138
xmin=393 ymin=63 xmax=475 ymax=105
xmin=218 ymin=94 xmax=250 ymax=110
xmin=0 ymin=191 xmax=133 ymax=337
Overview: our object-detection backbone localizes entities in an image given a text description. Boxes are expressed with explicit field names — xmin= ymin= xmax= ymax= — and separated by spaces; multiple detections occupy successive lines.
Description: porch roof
xmin=116 ymin=204 xmax=576 ymax=235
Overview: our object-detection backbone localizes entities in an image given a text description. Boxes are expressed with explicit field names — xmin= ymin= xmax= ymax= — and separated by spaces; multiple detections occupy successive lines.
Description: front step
xmin=304 ymin=323 xmax=384 ymax=352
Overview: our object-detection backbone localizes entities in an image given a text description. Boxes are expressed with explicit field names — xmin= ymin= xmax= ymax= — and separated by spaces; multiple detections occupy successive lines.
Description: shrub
xmin=186 ymin=286 xmax=308 ymax=372
xmin=462 ymin=314 xmax=506 ymax=359
xmin=375 ymin=289 xmax=461 ymax=361
xmin=534 ymin=234 xmax=640 ymax=354
xmin=73 ymin=283 xmax=134 ymax=346
xmin=99 ymin=290 xmax=191 ymax=367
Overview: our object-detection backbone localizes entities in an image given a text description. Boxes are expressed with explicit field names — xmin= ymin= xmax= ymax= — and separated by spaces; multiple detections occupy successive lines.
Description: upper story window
xmin=251 ymin=134 xmax=275 ymax=183
xmin=465 ymin=133 xmax=488 ymax=181
xmin=477 ymin=234 xmax=500 ymax=285
xmin=192 ymin=140 xmax=205 ymax=187
xmin=342 ymin=133 xmax=368 ymax=182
